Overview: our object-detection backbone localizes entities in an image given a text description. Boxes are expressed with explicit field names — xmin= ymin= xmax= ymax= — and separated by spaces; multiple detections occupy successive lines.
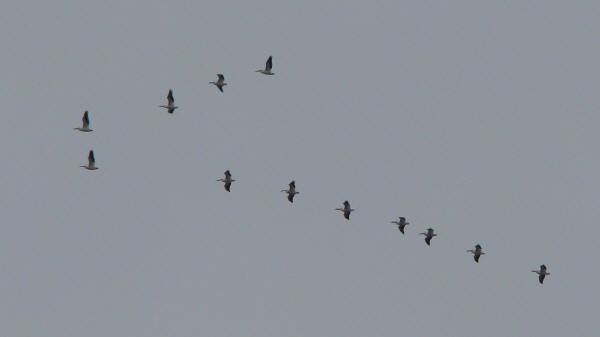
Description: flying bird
xmin=390 ymin=217 xmax=410 ymax=234
xmin=281 ymin=180 xmax=299 ymax=203
xmin=335 ymin=200 xmax=354 ymax=220
xmin=532 ymin=264 xmax=550 ymax=284
xmin=209 ymin=74 xmax=227 ymax=92
xmin=80 ymin=150 xmax=98 ymax=170
xmin=467 ymin=244 xmax=485 ymax=263
xmin=256 ymin=56 xmax=274 ymax=75
xmin=419 ymin=228 xmax=437 ymax=246
xmin=217 ymin=170 xmax=235 ymax=192
xmin=159 ymin=89 xmax=178 ymax=114
xmin=73 ymin=111 xmax=93 ymax=132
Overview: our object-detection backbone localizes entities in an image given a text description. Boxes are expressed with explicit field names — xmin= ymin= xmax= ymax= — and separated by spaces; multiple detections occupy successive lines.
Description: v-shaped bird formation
xmin=72 ymin=55 xmax=550 ymax=285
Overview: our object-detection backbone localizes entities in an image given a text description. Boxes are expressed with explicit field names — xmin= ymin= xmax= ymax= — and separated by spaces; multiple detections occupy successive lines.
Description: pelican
xmin=390 ymin=217 xmax=410 ymax=234
xmin=159 ymin=89 xmax=178 ymax=114
xmin=256 ymin=56 xmax=274 ymax=75
xmin=217 ymin=170 xmax=235 ymax=192
xmin=80 ymin=150 xmax=98 ymax=170
xmin=335 ymin=200 xmax=354 ymax=220
xmin=419 ymin=228 xmax=437 ymax=246
xmin=532 ymin=264 xmax=550 ymax=284
xmin=467 ymin=244 xmax=485 ymax=263
xmin=73 ymin=110 xmax=93 ymax=132
xmin=281 ymin=180 xmax=299 ymax=203
xmin=209 ymin=74 xmax=227 ymax=92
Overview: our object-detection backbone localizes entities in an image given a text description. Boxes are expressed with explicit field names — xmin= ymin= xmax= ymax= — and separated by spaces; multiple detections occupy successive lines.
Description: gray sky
xmin=1 ymin=1 xmax=599 ymax=336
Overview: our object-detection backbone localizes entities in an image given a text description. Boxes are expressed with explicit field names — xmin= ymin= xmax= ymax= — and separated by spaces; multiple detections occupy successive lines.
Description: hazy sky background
xmin=1 ymin=1 xmax=599 ymax=336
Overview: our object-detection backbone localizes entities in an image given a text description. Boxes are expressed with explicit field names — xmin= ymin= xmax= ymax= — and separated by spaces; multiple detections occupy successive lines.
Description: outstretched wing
xmin=167 ymin=89 xmax=174 ymax=104
xmin=82 ymin=111 xmax=90 ymax=128
xmin=88 ymin=150 xmax=95 ymax=165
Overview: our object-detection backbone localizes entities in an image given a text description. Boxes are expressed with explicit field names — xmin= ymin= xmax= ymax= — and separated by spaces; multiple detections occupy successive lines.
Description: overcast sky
xmin=1 ymin=1 xmax=599 ymax=336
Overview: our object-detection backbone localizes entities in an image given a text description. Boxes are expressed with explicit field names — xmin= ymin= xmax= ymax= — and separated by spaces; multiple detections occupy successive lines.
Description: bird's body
xmin=217 ymin=170 xmax=235 ymax=192
xmin=281 ymin=180 xmax=299 ymax=203
xmin=73 ymin=110 xmax=93 ymax=132
xmin=336 ymin=200 xmax=354 ymax=220
xmin=420 ymin=228 xmax=437 ymax=246
xmin=256 ymin=56 xmax=274 ymax=75
xmin=159 ymin=89 xmax=178 ymax=114
xmin=532 ymin=264 xmax=550 ymax=284
xmin=390 ymin=217 xmax=410 ymax=234
xmin=210 ymin=74 xmax=227 ymax=92
xmin=80 ymin=150 xmax=98 ymax=170
xmin=467 ymin=244 xmax=485 ymax=263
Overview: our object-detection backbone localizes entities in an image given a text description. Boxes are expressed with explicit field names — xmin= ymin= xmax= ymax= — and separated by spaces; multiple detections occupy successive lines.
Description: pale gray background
xmin=1 ymin=1 xmax=598 ymax=336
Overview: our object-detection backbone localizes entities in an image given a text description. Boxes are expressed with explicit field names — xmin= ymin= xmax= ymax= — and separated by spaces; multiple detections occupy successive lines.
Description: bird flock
xmin=74 ymin=55 xmax=550 ymax=285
